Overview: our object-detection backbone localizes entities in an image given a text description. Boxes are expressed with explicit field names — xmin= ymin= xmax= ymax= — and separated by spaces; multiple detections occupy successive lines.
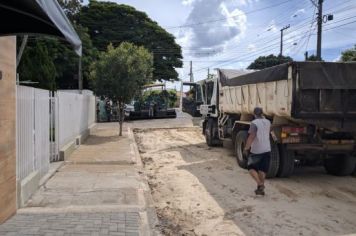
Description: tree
xmin=247 ymin=54 xmax=293 ymax=70
xmin=91 ymin=42 xmax=153 ymax=135
xmin=18 ymin=25 xmax=98 ymax=90
xmin=18 ymin=41 xmax=57 ymax=90
xmin=55 ymin=24 xmax=98 ymax=89
xmin=340 ymin=45 xmax=356 ymax=62
xmin=18 ymin=1 xmax=98 ymax=90
xmin=58 ymin=0 xmax=83 ymax=22
xmin=79 ymin=1 xmax=182 ymax=82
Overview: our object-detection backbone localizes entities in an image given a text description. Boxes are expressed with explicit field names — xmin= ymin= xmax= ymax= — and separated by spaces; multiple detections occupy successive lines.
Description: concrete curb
xmin=128 ymin=127 xmax=143 ymax=167
xmin=39 ymin=161 xmax=64 ymax=187
xmin=17 ymin=162 xmax=64 ymax=208
xmin=132 ymin=126 xmax=200 ymax=133
xmin=128 ymin=127 xmax=161 ymax=236
xmin=64 ymin=160 xmax=135 ymax=165
xmin=17 ymin=171 xmax=40 ymax=208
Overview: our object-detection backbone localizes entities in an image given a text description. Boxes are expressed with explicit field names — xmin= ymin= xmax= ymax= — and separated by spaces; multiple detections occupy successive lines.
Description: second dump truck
xmin=193 ymin=62 xmax=356 ymax=177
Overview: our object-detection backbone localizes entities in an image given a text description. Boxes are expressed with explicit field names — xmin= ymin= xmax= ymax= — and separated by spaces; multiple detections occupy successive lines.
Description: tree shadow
xmin=83 ymin=134 xmax=122 ymax=145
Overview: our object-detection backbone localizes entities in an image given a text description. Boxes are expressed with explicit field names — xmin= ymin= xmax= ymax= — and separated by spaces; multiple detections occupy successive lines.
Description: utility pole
xmin=189 ymin=61 xmax=194 ymax=83
xmin=316 ymin=0 xmax=323 ymax=61
xmin=280 ymin=25 xmax=290 ymax=56
xmin=207 ymin=68 xmax=210 ymax=78
xmin=311 ymin=0 xmax=333 ymax=60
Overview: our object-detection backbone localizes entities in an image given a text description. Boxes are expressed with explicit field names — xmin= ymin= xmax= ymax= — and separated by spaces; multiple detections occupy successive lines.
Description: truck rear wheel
xmin=266 ymin=142 xmax=280 ymax=178
xmin=205 ymin=119 xmax=221 ymax=147
xmin=324 ymin=154 xmax=356 ymax=176
xmin=277 ymin=144 xmax=295 ymax=177
xmin=235 ymin=131 xmax=248 ymax=169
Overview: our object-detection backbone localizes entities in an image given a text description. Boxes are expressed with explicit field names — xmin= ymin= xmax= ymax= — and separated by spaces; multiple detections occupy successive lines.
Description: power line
xmin=181 ymin=15 xmax=356 ymax=80
xmin=177 ymin=2 xmax=356 ymax=81
xmin=301 ymin=4 xmax=318 ymax=56
xmin=175 ymin=0 xmax=354 ymax=56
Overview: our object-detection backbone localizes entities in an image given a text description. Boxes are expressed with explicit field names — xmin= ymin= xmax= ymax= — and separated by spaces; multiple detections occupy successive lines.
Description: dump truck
xmin=199 ymin=62 xmax=356 ymax=177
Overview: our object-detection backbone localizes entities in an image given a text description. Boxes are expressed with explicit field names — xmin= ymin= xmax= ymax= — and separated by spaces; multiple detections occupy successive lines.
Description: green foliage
xmin=90 ymin=42 xmax=153 ymax=104
xmin=18 ymin=0 xmax=183 ymax=90
xmin=55 ymin=24 xmax=99 ymax=89
xmin=141 ymin=89 xmax=178 ymax=108
xmin=18 ymin=41 xmax=57 ymax=90
xmin=247 ymin=54 xmax=293 ymax=70
xmin=18 ymin=0 xmax=98 ymax=91
xmin=340 ymin=45 xmax=356 ymax=62
xmin=58 ymin=0 xmax=83 ymax=21
xmin=79 ymin=1 xmax=183 ymax=82
xmin=167 ymin=90 xmax=178 ymax=107
xmin=18 ymin=24 xmax=98 ymax=90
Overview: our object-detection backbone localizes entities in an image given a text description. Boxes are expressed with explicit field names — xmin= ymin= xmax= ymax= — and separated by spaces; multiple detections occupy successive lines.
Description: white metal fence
xmin=57 ymin=91 xmax=96 ymax=149
xmin=16 ymin=86 xmax=96 ymax=181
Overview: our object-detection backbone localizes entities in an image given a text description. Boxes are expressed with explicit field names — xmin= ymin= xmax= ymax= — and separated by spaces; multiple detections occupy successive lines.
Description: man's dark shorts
xmin=247 ymin=152 xmax=270 ymax=173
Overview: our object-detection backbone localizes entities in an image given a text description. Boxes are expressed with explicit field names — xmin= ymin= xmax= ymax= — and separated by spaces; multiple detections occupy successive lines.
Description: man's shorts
xmin=247 ymin=152 xmax=271 ymax=173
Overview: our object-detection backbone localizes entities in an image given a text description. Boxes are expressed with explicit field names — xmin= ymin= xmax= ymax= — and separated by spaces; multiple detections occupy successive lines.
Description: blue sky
xmin=97 ymin=0 xmax=356 ymax=87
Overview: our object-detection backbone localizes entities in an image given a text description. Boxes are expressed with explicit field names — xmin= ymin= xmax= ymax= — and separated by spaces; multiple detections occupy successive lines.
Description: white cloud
xmin=179 ymin=0 xmax=248 ymax=57
xmin=232 ymin=0 xmax=259 ymax=6
xmin=181 ymin=0 xmax=195 ymax=6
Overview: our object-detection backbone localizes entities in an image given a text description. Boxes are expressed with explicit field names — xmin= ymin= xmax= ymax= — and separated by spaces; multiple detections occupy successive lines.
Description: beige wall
xmin=0 ymin=36 xmax=17 ymax=223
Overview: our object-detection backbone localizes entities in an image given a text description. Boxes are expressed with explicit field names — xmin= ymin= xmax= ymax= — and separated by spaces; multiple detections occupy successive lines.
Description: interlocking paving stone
xmin=0 ymin=212 xmax=141 ymax=235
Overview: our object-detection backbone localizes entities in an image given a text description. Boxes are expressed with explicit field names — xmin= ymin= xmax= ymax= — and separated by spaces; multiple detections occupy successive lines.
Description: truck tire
xmin=324 ymin=154 xmax=356 ymax=176
xmin=235 ymin=131 xmax=248 ymax=169
xmin=277 ymin=144 xmax=295 ymax=177
xmin=205 ymin=119 xmax=221 ymax=147
xmin=266 ymin=142 xmax=280 ymax=178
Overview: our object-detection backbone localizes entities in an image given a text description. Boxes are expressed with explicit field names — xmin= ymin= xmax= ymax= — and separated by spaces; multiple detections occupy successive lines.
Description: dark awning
xmin=0 ymin=0 xmax=82 ymax=56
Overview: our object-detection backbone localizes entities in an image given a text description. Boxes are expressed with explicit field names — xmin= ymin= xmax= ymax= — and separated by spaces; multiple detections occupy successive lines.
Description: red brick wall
xmin=0 ymin=36 xmax=17 ymax=223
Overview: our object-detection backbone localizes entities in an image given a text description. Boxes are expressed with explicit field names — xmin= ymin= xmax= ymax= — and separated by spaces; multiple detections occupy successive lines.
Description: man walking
xmin=244 ymin=107 xmax=271 ymax=195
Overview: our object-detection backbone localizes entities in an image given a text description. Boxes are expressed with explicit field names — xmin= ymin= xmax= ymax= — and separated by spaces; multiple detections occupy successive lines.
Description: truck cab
xmin=199 ymin=77 xmax=219 ymax=118
xmin=180 ymin=81 xmax=204 ymax=117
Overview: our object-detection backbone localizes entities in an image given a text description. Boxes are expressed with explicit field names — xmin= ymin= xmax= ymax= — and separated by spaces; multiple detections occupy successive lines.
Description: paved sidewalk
xmin=0 ymin=123 xmax=157 ymax=236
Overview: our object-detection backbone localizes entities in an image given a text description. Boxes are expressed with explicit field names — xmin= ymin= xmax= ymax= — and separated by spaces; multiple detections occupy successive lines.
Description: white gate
xmin=16 ymin=86 xmax=50 ymax=180
xmin=17 ymin=86 xmax=35 ymax=181
xmin=34 ymin=89 xmax=50 ymax=177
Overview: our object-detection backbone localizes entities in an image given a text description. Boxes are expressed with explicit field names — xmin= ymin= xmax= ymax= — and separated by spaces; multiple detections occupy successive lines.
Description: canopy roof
xmin=0 ymin=0 xmax=82 ymax=56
